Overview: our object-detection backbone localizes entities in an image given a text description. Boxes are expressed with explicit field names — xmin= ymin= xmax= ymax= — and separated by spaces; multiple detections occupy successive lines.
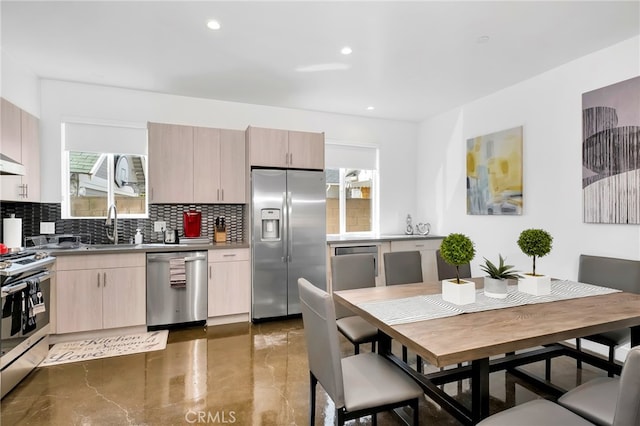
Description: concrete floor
xmin=1 ymin=319 xmax=606 ymax=425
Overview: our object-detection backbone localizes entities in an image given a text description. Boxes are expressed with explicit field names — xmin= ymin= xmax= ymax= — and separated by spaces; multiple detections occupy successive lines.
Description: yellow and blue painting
xmin=467 ymin=126 xmax=523 ymax=215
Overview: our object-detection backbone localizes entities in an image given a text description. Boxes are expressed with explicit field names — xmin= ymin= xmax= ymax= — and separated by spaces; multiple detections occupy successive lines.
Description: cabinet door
xmin=288 ymin=130 xmax=324 ymax=170
xmin=102 ymin=266 xmax=146 ymax=329
xmin=219 ymin=129 xmax=246 ymax=203
xmin=193 ymin=126 xmax=221 ymax=203
xmin=148 ymin=122 xmax=194 ymax=203
xmin=56 ymin=269 xmax=103 ymax=334
xmin=20 ymin=110 xmax=40 ymax=202
xmin=247 ymin=126 xmax=288 ymax=168
xmin=208 ymin=260 xmax=250 ymax=317
xmin=1 ymin=98 xmax=23 ymax=201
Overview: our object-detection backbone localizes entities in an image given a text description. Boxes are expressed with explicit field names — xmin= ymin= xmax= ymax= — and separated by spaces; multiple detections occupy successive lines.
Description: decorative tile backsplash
xmin=0 ymin=202 xmax=245 ymax=245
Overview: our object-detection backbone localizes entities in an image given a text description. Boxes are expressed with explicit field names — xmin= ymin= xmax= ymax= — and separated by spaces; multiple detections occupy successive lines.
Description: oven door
xmin=1 ymin=270 xmax=51 ymax=368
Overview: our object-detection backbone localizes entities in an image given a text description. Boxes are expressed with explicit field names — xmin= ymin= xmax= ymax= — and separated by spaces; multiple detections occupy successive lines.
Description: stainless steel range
xmin=1 ymin=250 xmax=55 ymax=398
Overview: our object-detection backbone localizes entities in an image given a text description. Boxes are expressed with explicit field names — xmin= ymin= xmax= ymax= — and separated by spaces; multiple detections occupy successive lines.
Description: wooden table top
xmin=333 ymin=279 xmax=640 ymax=367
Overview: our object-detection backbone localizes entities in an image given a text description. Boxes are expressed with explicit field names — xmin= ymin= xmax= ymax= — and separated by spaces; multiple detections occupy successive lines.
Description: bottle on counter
xmin=135 ymin=229 xmax=143 ymax=244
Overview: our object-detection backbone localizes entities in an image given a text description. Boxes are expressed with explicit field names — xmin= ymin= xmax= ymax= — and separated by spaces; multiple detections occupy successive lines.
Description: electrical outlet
xmin=40 ymin=222 xmax=55 ymax=234
xmin=154 ymin=221 xmax=166 ymax=232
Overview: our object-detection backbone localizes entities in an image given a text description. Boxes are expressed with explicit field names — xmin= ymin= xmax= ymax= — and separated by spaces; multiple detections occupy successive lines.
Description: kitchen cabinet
xmin=1 ymin=98 xmax=41 ymax=202
xmin=149 ymin=122 xmax=246 ymax=204
xmin=194 ymin=127 xmax=246 ymax=203
xmin=389 ymin=238 xmax=443 ymax=283
xmin=247 ymin=126 xmax=324 ymax=170
xmin=208 ymin=248 xmax=250 ymax=317
xmin=148 ymin=122 xmax=194 ymax=203
xmin=55 ymin=253 xmax=146 ymax=334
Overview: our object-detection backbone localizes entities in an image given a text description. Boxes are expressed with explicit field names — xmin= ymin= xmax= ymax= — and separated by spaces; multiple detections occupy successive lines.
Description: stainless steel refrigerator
xmin=251 ymin=169 xmax=326 ymax=321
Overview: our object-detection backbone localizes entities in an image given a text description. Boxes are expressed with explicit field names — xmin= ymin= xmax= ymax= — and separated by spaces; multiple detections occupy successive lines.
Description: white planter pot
xmin=442 ymin=279 xmax=476 ymax=305
xmin=518 ymin=274 xmax=551 ymax=296
xmin=484 ymin=277 xmax=508 ymax=299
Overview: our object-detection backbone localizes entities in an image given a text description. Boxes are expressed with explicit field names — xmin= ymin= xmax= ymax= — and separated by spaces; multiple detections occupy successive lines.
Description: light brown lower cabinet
xmin=208 ymin=249 xmax=250 ymax=317
xmin=55 ymin=254 xmax=146 ymax=334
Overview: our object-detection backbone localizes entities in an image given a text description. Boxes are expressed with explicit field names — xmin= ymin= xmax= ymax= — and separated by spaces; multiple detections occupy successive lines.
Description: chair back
xmin=298 ymin=278 xmax=346 ymax=409
xmin=578 ymin=254 xmax=640 ymax=294
xmin=331 ymin=254 xmax=376 ymax=319
xmin=613 ymin=346 xmax=640 ymax=426
xmin=384 ymin=251 xmax=423 ymax=285
xmin=436 ymin=249 xmax=472 ymax=281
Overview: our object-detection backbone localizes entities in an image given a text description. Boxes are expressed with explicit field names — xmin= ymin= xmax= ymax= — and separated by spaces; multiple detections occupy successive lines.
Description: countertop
xmin=47 ymin=241 xmax=249 ymax=256
xmin=326 ymin=234 xmax=443 ymax=244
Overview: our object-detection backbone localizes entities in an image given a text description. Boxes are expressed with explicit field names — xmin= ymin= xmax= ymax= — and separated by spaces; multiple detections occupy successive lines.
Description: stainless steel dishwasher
xmin=146 ymin=251 xmax=207 ymax=328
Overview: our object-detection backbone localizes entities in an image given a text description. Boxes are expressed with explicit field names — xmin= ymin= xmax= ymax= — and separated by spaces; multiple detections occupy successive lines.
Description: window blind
xmin=63 ymin=122 xmax=147 ymax=155
xmin=325 ymin=142 xmax=377 ymax=170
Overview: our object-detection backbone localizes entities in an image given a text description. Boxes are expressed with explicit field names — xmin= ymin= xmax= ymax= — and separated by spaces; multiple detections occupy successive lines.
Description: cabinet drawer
xmin=56 ymin=253 xmax=146 ymax=271
xmin=208 ymin=249 xmax=249 ymax=262
xmin=390 ymin=239 xmax=441 ymax=252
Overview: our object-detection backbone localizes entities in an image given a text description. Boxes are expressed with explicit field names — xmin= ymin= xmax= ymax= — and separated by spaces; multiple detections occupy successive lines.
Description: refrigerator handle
xmin=281 ymin=191 xmax=288 ymax=263
xmin=287 ymin=191 xmax=293 ymax=262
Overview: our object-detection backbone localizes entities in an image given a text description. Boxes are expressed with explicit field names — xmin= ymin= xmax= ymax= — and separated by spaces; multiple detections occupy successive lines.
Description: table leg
xmin=631 ymin=325 xmax=640 ymax=348
xmin=378 ymin=330 xmax=392 ymax=356
xmin=471 ymin=358 xmax=490 ymax=423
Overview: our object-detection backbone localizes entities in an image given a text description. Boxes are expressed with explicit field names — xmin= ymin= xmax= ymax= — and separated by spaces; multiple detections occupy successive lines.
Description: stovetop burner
xmin=0 ymin=260 xmax=12 ymax=270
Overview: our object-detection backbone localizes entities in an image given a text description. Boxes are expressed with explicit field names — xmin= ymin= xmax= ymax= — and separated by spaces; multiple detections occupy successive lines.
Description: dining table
xmin=333 ymin=278 xmax=640 ymax=425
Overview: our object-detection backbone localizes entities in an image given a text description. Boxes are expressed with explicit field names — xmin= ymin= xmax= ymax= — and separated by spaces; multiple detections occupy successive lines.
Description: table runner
xmin=357 ymin=280 xmax=620 ymax=325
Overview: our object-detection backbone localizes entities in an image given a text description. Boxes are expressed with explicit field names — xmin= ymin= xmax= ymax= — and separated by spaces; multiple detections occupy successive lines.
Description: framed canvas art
xmin=582 ymin=76 xmax=640 ymax=224
xmin=467 ymin=126 xmax=523 ymax=215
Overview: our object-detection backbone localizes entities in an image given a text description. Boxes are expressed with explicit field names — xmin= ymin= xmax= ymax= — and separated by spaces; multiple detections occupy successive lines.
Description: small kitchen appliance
xmin=164 ymin=229 xmax=179 ymax=244
xmin=183 ymin=211 xmax=201 ymax=238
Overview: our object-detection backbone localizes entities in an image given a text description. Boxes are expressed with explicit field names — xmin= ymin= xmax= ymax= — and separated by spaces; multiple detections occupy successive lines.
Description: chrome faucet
xmin=106 ymin=204 xmax=118 ymax=244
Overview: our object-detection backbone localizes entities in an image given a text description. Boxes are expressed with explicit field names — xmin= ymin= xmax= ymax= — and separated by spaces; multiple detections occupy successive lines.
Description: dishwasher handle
xmin=147 ymin=252 xmax=207 ymax=263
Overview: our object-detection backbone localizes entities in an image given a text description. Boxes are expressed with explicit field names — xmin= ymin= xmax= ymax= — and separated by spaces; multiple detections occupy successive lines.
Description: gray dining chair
xmin=331 ymin=254 xmax=378 ymax=354
xmin=298 ymin=278 xmax=422 ymax=425
xmin=573 ymin=254 xmax=640 ymax=376
xmin=477 ymin=346 xmax=640 ymax=426
xmin=436 ymin=249 xmax=472 ymax=281
xmin=384 ymin=251 xmax=423 ymax=286
xmin=383 ymin=251 xmax=423 ymax=368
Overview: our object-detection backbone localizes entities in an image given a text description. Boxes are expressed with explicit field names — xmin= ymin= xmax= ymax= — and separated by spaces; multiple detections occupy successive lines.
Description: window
xmin=325 ymin=143 xmax=378 ymax=234
xmin=62 ymin=121 xmax=148 ymax=219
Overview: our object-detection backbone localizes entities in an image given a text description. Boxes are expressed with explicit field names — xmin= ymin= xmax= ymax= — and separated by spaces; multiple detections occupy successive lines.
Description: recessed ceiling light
xmin=367 ymin=106 xmax=375 ymax=111
xmin=295 ymin=63 xmax=351 ymax=72
xmin=207 ymin=20 xmax=221 ymax=30
xmin=341 ymin=46 xmax=353 ymax=55
xmin=477 ymin=35 xmax=490 ymax=44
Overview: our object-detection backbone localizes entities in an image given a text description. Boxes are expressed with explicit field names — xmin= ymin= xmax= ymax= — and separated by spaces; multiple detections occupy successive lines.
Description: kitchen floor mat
xmin=39 ymin=330 xmax=168 ymax=367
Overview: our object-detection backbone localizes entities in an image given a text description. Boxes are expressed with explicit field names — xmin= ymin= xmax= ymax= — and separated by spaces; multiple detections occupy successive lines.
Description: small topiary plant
xmin=480 ymin=254 xmax=521 ymax=280
xmin=517 ymin=228 xmax=553 ymax=276
xmin=440 ymin=233 xmax=476 ymax=284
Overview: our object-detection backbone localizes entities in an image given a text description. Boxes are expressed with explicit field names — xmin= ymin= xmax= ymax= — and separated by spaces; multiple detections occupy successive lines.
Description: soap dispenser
xmin=134 ymin=229 xmax=143 ymax=244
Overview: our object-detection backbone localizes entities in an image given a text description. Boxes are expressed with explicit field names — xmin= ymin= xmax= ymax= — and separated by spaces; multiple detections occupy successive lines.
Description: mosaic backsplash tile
xmin=0 ymin=202 xmax=245 ymax=246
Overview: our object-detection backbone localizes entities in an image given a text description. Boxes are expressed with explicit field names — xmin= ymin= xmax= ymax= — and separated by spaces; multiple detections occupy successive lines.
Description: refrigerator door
xmin=286 ymin=170 xmax=327 ymax=315
xmin=251 ymin=169 xmax=288 ymax=320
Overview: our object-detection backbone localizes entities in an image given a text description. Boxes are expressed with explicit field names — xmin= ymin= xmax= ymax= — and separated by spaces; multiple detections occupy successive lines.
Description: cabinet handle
xmin=416 ymin=244 xmax=425 ymax=248
xmin=289 ymin=153 xmax=293 ymax=165
xmin=103 ymin=272 xmax=107 ymax=287
xmin=221 ymin=189 xmax=224 ymax=201
xmin=209 ymin=265 xmax=212 ymax=279
xmin=217 ymin=189 xmax=220 ymax=201
xmin=97 ymin=273 xmax=100 ymax=287
xmin=24 ymin=184 xmax=28 ymax=198
xmin=223 ymin=254 xmax=236 ymax=257
xmin=151 ymin=188 xmax=154 ymax=201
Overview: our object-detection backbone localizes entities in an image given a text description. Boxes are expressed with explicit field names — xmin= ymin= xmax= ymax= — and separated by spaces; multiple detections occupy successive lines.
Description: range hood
xmin=0 ymin=153 xmax=25 ymax=176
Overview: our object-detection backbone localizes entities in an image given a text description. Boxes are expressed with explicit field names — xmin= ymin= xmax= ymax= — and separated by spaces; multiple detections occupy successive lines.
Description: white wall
xmin=0 ymin=49 xmax=40 ymax=116
xmin=417 ymin=36 xmax=640 ymax=281
xmin=37 ymin=80 xmax=417 ymax=233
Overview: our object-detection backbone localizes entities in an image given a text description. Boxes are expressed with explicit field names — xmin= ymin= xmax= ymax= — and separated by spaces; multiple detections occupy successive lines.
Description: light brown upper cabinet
xmin=247 ymin=126 xmax=324 ymax=170
xmin=148 ymin=122 xmax=246 ymax=204
xmin=0 ymin=98 xmax=41 ymax=202
xmin=148 ymin=122 xmax=194 ymax=204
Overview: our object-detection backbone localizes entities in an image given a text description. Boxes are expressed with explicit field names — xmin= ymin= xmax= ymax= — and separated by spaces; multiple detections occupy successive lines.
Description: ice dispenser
xmin=261 ymin=209 xmax=280 ymax=240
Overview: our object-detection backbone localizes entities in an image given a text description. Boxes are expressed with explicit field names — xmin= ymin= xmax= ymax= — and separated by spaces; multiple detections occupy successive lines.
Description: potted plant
xmin=516 ymin=228 xmax=553 ymax=295
xmin=439 ymin=233 xmax=476 ymax=304
xmin=480 ymin=254 xmax=520 ymax=299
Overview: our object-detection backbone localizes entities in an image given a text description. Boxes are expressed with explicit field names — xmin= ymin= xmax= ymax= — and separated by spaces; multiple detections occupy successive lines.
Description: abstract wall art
xmin=466 ymin=126 xmax=523 ymax=215
xmin=582 ymin=76 xmax=640 ymax=224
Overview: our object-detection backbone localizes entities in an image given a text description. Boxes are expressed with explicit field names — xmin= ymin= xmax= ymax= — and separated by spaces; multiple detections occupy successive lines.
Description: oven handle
xmin=1 ymin=271 xmax=51 ymax=295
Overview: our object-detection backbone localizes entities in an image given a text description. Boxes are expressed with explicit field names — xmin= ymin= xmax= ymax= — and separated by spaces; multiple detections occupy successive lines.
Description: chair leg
xmin=576 ymin=338 xmax=582 ymax=369
xmin=402 ymin=345 xmax=408 ymax=363
xmin=336 ymin=408 xmax=346 ymax=426
xmin=310 ymin=372 xmax=317 ymax=426
xmin=371 ymin=340 xmax=376 ymax=353
xmin=354 ymin=343 xmax=360 ymax=355
xmin=372 ymin=412 xmax=377 ymax=426
xmin=545 ymin=358 xmax=551 ymax=381
xmin=608 ymin=345 xmax=615 ymax=377
xmin=417 ymin=355 xmax=423 ymax=373
xmin=411 ymin=398 xmax=419 ymax=426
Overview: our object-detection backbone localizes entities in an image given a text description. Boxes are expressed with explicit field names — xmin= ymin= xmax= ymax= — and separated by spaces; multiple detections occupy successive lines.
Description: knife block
xmin=214 ymin=227 xmax=227 ymax=243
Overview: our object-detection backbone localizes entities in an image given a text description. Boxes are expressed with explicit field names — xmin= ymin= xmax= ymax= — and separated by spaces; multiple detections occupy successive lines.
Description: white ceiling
xmin=2 ymin=1 xmax=639 ymax=122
